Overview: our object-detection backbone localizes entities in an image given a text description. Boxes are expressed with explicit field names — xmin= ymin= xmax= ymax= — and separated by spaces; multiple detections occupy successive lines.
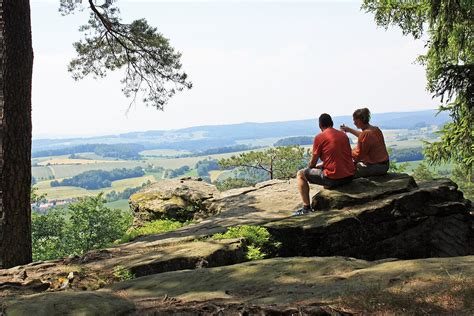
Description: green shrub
xmin=32 ymin=195 xmax=132 ymax=261
xmin=211 ymin=225 xmax=278 ymax=261
xmin=121 ymin=219 xmax=190 ymax=242
xmin=245 ymin=245 xmax=266 ymax=261
xmin=113 ymin=265 xmax=135 ymax=281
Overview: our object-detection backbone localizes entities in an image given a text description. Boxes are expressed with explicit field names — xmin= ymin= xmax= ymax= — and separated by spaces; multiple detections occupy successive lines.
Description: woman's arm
xmin=340 ymin=124 xmax=361 ymax=137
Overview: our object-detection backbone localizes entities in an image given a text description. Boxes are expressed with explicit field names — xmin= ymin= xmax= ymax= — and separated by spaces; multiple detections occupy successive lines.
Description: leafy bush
xmin=113 ymin=265 xmax=135 ymax=281
xmin=211 ymin=225 xmax=278 ymax=260
xmin=195 ymin=158 xmax=220 ymax=177
xmin=121 ymin=219 xmax=190 ymax=242
xmin=245 ymin=245 xmax=266 ymax=261
xmin=411 ymin=162 xmax=435 ymax=181
xmin=387 ymin=148 xmax=408 ymax=173
xmin=32 ymin=195 xmax=133 ymax=261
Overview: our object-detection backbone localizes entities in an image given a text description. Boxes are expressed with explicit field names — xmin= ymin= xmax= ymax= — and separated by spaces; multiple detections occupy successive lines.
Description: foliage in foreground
xmin=113 ymin=265 xmax=135 ymax=281
xmin=363 ymin=0 xmax=473 ymax=183
xmin=121 ymin=219 xmax=190 ymax=243
xmin=211 ymin=225 xmax=279 ymax=261
xmin=32 ymin=195 xmax=132 ymax=261
xmin=411 ymin=162 xmax=436 ymax=181
xmin=387 ymin=148 xmax=408 ymax=173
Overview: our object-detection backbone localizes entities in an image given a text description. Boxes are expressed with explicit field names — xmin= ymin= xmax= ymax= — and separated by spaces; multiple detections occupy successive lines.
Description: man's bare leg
xmin=297 ymin=169 xmax=311 ymax=207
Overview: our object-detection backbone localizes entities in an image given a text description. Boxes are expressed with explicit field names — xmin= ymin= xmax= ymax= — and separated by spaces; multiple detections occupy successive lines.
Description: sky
xmin=30 ymin=0 xmax=437 ymax=139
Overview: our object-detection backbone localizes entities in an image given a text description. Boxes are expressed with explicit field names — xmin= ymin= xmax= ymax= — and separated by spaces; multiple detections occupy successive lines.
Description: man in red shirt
xmin=294 ymin=113 xmax=355 ymax=215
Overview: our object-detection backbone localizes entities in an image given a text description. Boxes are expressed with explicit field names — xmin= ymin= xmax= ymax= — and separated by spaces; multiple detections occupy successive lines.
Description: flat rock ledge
xmin=311 ymin=173 xmax=418 ymax=210
xmin=268 ymin=177 xmax=473 ymax=260
xmin=3 ymin=256 xmax=474 ymax=315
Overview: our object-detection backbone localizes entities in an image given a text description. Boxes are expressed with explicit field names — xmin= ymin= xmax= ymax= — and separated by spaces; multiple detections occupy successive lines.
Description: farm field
xmin=37 ymin=157 xmax=121 ymax=166
xmin=36 ymin=175 xmax=156 ymax=200
xmin=32 ymin=166 xmax=54 ymax=181
xmin=209 ymin=170 xmax=225 ymax=182
xmin=32 ymin=155 xmax=70 ymax=164
xmin=181 ymin=169 xmax=199 ymax=177
xmin=403 ymin=160 xmax=453 ymax=174
xmin=235 ymin=137 xmax=286 ymax=147
xmin=386 ymin=139 xmax=424 ymax=149
xmin=145 ymin=149 xmax=267 ymax=169
xmin=31 ymin=129 xmax=444 ymax=203
xmin=40 ymin=161 xmax=149 ymax=179
xmin=105 ymin=199 xmax=130 ymax=211
xmin=140 ymin=149 xmax=192 ymax=157
xmin=75 ymin=152 xmax=129 ymax=161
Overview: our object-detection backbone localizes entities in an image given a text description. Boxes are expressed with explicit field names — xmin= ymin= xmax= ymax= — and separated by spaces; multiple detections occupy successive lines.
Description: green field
xmin=386 ymin=139 xmax=425 ymax=149
xmin=75 ymin=152 xmax=127 ymax=161
xmin=36 ymin=175 xmax=156 ymax=200
xmin=140 ymin=149 xmax=192 ymax=157
xmin=235 ymin=137 xmax=284 ymax=147
xmin=105 ymin=199 xmax=130 ymax=211
xmin=31 ymin=129 xmax=445 ymax=203
xmin=182 ymin=169 xmax=199 ymax=177
xmin=32 ymin=166 xmax=54 ymax=180
xmin=46 ymin=161 xmax=148 ymax=179
xmin=403 ymin=160 xmax=454 ymax=174
xmin=145 ymin=149 xmax=266 ymax=169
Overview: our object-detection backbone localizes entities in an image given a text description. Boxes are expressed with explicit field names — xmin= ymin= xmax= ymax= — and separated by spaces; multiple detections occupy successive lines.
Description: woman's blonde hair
xmin=353 ymin=108 xmax=371 ymax=124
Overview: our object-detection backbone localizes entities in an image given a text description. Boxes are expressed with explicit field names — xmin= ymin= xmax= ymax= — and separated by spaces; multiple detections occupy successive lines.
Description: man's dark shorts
xmin=303 ymin=168 xmax=353 ymax=188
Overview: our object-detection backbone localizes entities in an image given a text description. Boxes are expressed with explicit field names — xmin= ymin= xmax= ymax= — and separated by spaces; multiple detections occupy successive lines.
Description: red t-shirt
xmin=352 ymin=127 xmax=389 ymax=164
xmin=313 ymin=127 xmax=355 ymax=179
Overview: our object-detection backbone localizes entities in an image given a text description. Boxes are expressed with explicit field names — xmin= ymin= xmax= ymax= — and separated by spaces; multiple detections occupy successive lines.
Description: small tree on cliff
xmin=219 ymin=146 xmax=308 ymax=180
xmin=0 ymin=0 xmax=191 ymax=268
xmin=362 ymin=0 xmax=473 ymax=182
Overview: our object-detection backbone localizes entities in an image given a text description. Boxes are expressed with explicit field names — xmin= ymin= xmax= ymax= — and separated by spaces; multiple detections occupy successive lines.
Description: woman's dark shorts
xmin=303 ymin=168 xmax=353 ymax=188
xmin=355 ymin=161 xmax=389 ymax=178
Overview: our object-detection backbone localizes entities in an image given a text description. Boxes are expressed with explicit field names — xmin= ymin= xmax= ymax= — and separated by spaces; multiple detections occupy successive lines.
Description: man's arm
xmin=308 ymin=153 xmax=319 ymax=169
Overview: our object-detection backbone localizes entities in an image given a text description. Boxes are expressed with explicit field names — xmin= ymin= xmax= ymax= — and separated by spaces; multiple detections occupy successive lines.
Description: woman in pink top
xmin=341 ymin=108 xmax=390 ymax=177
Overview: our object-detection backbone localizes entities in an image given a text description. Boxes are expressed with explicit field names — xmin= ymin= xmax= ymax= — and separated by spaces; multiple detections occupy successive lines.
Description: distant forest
xmin=32 ymin=144 xmax=144 ymax=160
xmin=389 ymin=147 xmax=424 ymax=162
xmin=274 ymin=136 xmax=313 ymax=147
xmin=51 ymin=167 xmax=145 ymax=189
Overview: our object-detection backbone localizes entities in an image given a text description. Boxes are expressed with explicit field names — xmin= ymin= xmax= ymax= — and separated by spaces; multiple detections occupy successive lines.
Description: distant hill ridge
xmin=33 ymin=109 xmax=449 ymax=152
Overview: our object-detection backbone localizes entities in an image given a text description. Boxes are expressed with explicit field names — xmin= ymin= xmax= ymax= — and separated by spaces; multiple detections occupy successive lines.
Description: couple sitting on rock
xmin=294 ymin=108 xmax=389 ymax=215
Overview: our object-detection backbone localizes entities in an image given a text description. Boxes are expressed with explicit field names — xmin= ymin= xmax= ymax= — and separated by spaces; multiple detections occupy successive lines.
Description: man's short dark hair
xmin=319 ymin=113 xmax=333 ymax=128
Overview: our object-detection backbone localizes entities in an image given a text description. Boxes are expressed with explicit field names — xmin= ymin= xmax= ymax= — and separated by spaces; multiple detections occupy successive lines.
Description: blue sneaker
xmin=292 ymin=206 xmax=312 ymax=216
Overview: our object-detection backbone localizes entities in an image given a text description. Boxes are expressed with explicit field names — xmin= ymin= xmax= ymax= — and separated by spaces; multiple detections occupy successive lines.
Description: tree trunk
xmin=0 ymin=0 xmax=33 ymax=268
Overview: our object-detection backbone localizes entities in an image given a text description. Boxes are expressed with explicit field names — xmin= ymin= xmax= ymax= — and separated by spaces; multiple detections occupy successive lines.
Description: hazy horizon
xmin=31 ymin=0 xmax=438 ymax=139
xmin=32 ymin=108 xmax=443 ymax=141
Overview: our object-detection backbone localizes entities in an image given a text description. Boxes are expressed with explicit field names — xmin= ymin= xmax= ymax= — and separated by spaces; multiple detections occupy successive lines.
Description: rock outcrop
xmin=129 ymin=177 xmax=219 ymax=225
xmin=1 ymin=174 xmax=473 ymax=314
xmin=269 ymin=175 xmax=473 ymax=260
xmin=4 ymin=256 xmax=474 ymax=315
